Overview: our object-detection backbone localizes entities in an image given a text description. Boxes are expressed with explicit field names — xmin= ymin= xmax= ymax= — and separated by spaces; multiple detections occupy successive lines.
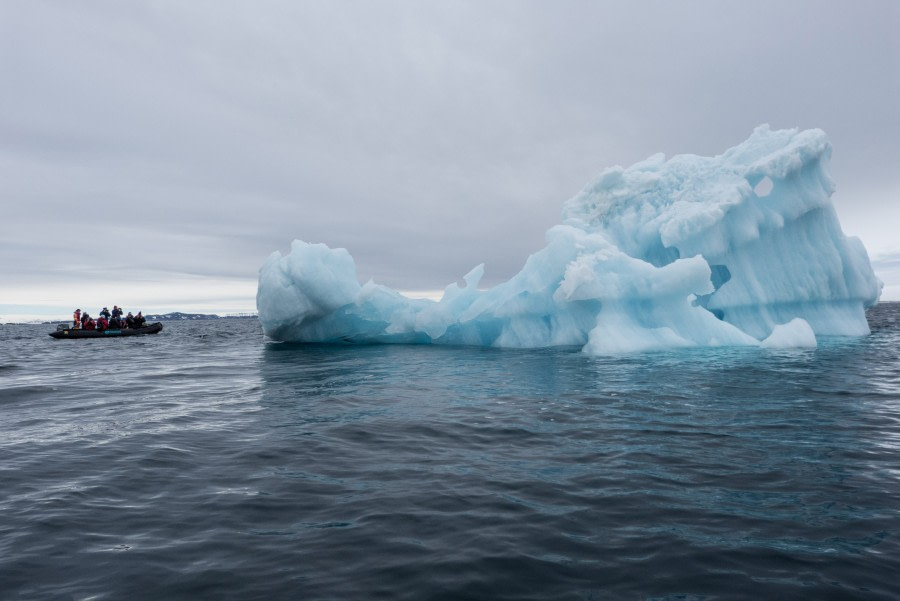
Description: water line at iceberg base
xmin=256 ymin=126 xmax=882 ymax=355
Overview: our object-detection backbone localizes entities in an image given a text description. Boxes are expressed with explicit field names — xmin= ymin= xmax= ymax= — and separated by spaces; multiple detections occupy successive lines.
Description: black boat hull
xmin=49 ymin=322 xmax=163 ymax=339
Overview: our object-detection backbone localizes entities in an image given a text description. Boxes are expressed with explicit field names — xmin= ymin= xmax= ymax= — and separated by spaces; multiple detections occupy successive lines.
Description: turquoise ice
xmin=257 ymin=126 xmax=881 ymax=353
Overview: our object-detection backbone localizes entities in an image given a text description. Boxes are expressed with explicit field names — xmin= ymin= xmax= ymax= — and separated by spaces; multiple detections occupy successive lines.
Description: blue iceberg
xmin=257 ymin=126 xmax=882 ymax=353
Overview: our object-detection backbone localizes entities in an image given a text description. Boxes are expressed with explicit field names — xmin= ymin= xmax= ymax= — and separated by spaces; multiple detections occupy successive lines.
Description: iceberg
xmin=257 ymin=126 xmax=882 ymax=354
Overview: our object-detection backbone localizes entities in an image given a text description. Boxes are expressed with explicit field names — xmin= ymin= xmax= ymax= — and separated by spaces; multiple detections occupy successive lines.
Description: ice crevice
xmin=257 ymin=126 xmax=882 ymax=354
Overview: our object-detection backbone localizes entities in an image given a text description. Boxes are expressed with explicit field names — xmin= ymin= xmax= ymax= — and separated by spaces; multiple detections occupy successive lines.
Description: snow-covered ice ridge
xmin=257 ymin=126 xmax=882 ymax=353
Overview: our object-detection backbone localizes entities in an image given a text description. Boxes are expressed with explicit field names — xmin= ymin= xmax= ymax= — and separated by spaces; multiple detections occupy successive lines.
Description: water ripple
xmin=2 ymin=309 xmax=900 ymax=600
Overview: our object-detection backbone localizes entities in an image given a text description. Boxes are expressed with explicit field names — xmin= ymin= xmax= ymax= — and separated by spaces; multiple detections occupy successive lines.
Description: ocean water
xmin=1 ymin=306 xmax=899 ymax=601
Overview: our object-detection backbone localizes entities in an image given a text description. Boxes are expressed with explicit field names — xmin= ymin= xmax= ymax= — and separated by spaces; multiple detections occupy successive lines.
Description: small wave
xmin=0 ymin=385 xmax=57 ymax=404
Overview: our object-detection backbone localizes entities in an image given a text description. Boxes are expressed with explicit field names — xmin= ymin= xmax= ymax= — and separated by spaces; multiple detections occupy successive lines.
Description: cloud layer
xmin=2 ymin=1 xmax=898 ymax=318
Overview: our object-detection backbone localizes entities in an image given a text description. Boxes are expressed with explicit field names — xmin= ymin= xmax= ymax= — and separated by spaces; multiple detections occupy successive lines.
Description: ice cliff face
xmin=257 ymin=126 xmax=882 ymax=353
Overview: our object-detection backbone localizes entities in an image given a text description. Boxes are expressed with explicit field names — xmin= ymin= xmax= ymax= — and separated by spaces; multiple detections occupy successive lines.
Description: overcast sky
xmin=2 ymin=0 xmax=898 ymax=320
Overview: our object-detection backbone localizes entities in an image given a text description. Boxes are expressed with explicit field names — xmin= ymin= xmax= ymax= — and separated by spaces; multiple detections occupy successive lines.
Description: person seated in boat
xmin=133 ymin=312 xmax=146 ymax=328
xmin=100 ymin=307 xmax=111 ymax=319
xmin=125 ymin=312 xmax=135 ymax=328
xmin=80 ymin=312 xmax=90 ymax=328
xmin=109 ymin=315 xmax=121 ymax=329
xmin=97 ymin=315 xmax=109 ymax=331
xmin=73 ymin=309 xmax=82 ymax=329
xmin=83 ymin=316 xmax=97 ymax=330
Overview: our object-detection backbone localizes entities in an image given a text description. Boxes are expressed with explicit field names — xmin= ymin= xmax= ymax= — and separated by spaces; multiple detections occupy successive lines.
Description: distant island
xmin=143 ymin=312 xmax=258 ymax=321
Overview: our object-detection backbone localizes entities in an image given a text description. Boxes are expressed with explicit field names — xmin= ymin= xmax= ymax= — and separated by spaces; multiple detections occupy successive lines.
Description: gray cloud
xmin=2 ymin=0 xmax=898 ymax=316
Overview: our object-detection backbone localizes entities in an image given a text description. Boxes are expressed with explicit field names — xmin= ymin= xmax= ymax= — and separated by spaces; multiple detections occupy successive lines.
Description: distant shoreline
xmin=2 ymin=312 xmax=258 ymax=325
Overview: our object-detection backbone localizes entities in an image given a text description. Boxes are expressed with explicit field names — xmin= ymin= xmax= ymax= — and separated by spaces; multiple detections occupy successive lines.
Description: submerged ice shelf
xmin=257 ymin=126 xmax=882 ymax=354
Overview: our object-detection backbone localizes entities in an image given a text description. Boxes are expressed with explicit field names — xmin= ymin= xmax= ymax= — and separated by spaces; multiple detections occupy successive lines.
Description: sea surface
xmin=2 ymin=305 xmax=899 ymax=601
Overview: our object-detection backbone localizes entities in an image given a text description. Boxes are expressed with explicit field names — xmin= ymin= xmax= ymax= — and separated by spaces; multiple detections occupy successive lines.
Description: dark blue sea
xmin=2 ymin=305 xmax=899 ymax=601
